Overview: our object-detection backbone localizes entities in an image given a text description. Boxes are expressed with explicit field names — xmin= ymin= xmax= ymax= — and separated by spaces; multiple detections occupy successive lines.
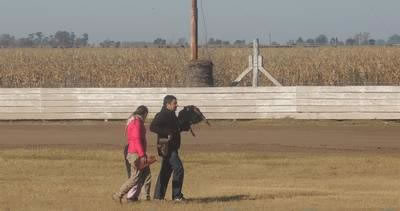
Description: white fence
xmin=1 ymin=86 xmax=400 ymax=120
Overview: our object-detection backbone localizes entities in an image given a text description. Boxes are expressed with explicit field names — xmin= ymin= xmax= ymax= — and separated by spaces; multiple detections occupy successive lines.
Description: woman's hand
xmin=140 ymin=156 xmax=147 ymax=166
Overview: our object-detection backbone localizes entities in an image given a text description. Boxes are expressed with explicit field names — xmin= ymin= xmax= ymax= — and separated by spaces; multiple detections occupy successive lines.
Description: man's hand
xmin=167 ymin=134 xmax=173 ymax=141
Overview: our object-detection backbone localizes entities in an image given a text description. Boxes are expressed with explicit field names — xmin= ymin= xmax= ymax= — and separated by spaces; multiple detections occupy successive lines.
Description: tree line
xmin=1 ymin=31 xmax=400 ymax=48
xmin=0 ymin=31 xmax=89 ymax=48
xmin=288 ymin=33 xmax=400 ymax=46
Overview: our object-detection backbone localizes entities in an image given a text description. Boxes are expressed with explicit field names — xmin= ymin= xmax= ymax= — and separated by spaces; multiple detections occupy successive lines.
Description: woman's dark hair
xmin=163 ymin=95 xmax=177 ymax=106
xmin=133 ymin=105 xmax=148 ymax=117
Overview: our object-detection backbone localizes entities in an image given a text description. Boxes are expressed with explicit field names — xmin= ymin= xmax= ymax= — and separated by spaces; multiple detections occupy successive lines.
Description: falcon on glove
xmin=178 ymin=105 xmax=210 ymax=136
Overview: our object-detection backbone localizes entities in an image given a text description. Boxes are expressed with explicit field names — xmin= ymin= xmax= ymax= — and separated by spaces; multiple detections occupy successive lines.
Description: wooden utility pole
xmin=185 ymin=0 xmax=213 ymax=87
xmin=191 ymin=0 xmax=198 ymax=60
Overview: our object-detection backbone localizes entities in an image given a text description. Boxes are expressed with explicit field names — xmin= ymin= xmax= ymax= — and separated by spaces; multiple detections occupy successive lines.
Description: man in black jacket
xmin=150 ymin=95 xmax=186 ymax=201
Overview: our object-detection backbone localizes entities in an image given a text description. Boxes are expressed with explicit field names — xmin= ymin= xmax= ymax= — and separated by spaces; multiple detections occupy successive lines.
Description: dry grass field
xmin=1 ymin=120 xmax=400 ymax=210
xmin=1 ymin=47 xmax=400 ymax=88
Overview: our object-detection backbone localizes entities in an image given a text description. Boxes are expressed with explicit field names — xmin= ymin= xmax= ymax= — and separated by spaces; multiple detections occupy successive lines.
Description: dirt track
xmin=2 ymin=120 xmax=400 ymax=210
xmin=1 ymin=120 xmax=400 ymax=153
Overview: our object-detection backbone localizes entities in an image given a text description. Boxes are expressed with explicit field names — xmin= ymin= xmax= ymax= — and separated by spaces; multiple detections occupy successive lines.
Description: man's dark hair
xmin=163 ymin=95 xmax=177 ymax=106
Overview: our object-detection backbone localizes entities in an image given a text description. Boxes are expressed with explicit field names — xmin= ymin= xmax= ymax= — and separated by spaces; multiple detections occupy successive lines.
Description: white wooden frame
xmin=1 ymin=86 xmax=400 ymax=120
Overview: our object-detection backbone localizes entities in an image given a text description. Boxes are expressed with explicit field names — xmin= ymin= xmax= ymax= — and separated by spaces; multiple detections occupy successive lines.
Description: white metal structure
xmin=232 ymin=39 xmax=282 ymax=87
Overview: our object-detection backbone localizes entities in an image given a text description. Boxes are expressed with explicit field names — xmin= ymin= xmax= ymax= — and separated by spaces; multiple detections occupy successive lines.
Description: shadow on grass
xmin=257 ymin=191 xmax=333 ymax=200
xmin=187 ymin=194 xmax=255 ymax=203
xmin=186 ymin=191 xmax=333 ymax=204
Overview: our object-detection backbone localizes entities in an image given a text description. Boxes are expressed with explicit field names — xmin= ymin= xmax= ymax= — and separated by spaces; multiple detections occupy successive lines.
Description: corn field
xmin=0 ymin=47 xmax=400 ymax=87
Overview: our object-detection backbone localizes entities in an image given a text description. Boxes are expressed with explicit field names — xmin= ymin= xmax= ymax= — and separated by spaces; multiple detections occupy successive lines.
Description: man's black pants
xmin=154 ymin=150 xmax=184 ymax=200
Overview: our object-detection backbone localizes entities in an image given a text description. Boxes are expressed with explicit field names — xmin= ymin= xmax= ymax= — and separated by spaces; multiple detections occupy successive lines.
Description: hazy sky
xmin=0 ymin=0 xmax=399 ymax=43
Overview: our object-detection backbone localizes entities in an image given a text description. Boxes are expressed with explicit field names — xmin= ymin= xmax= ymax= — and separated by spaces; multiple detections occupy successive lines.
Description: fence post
xmin=252 ymin=39 xmax=259 ymax=87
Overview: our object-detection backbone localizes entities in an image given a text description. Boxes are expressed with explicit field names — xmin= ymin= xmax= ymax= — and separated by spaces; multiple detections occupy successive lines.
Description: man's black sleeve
xmin=150 ymin=113 xmax=170 ymax=137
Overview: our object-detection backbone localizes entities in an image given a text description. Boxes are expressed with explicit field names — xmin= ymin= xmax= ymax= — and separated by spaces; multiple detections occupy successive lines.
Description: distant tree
xmin=388 ymin=34 xmax=400 ymax=44
xmin=368 ymin=39 xmax=376 ymax=45
xmin=222 ymin=40 xmax=230 ymax=46
xmin=346 ymin=38 xmax=356 ymax=45
xmin=28 ymin=33 xmax=35 ymax=42
xmin=34 ymin=32 xmax=44 ymax=47
xmin=99 ymin=39 xmax=120 ymax=48
xmin=315 ymin=34 xmax=328 ymax=45
xmin=208 ymin=38 xmax=227 ymax=46
xmin=75 ymin=33 xmax=89 ymax=47
xmin=0 ymin=34 xmax=16 ymax=48
xmin=306 ymin=38 xmax=315 ymax=44
xmin=100 ymin=39 xmax=110 ymax=48
xmin=153 ymin=38 xmax=166 ymax=46
xmin=296 ymin=37 xmax=304 ymax=44
xmin=53 ymin=31 xmax=75 ymax=48
xmin=18 ymin=37 xmax=34 ymax=47
xmin=233 ymin=40 xmax=246 ymax=46
xmin=176 ymin=37 xmax=187 ymax=47
xmin=70 ymin=32 xmax=76 ymax=46
xmin=82 ymin=33 xmax=89 ymax=43
xmin=376 ymin=39 xmax=386 ymax=45
xmin=41 ymin=36 xmax=49 ymax=46
xmin=47 ymin=35 xmax=56 ymax=47
xmin=208 ymin=38 xmax=215 ymax=45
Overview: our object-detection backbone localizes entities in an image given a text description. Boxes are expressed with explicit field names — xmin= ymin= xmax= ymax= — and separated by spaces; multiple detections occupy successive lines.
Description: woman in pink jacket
xmin=113 ymin=105 xmax=152 ymax=203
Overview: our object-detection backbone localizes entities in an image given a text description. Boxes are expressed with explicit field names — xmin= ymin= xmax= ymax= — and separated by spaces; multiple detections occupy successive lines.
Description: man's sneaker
xmin=126 ymin=197 xmax=138 ymax=203
xmin=173 ymin=196 xmax=186 ymax=202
